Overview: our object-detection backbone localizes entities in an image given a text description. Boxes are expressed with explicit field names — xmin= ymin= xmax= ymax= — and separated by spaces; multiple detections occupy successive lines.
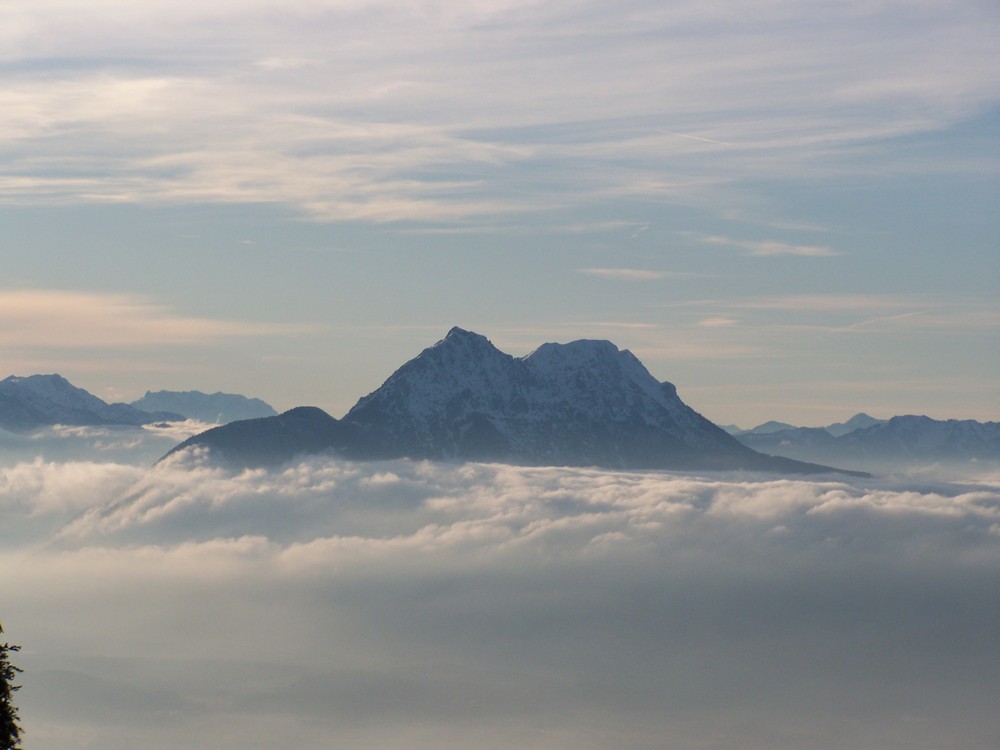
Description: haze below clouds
xmin=3 ymin=446 xmax=999 ymax=749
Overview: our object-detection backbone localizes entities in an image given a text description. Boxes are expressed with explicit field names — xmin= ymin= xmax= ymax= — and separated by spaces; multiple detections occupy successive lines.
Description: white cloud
xmin=41 ymin=454 xmax=1000 ymax=554
xmin=0 ymin=458 xmax=141 ymax=517
xmin=3 ymin=455 xmax=1000 ymax=748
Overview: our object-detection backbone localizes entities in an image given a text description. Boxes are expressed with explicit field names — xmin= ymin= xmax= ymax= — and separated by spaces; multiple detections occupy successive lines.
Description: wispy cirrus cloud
xmin=0 ymin=0 xmax=996 ymax=223
xmin=698 ymin=234 xmax=839 ymax=256
xmin=697 ymin=316 xmax=739 ymax=327
xmin=0 ymin=289 xmax=309 ymax=349
xmin=680 ymin=294 xmax=1000 ymax=331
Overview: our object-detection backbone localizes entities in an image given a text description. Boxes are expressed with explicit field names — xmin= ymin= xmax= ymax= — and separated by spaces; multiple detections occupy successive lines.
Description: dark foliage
xmin=0 ymin=623 xmax=22 ymax=750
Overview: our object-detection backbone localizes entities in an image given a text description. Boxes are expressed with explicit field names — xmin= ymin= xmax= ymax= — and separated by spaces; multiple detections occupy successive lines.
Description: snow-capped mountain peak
xmin=0 ymin=373 xmax=118 ymax=423
xmin=344 ymin=328 xmax=765 ymax=467
xmin=1 ymin=373 xmax=107 ymax=412
xmin=524 ymin=339 xmax=673 ymax=413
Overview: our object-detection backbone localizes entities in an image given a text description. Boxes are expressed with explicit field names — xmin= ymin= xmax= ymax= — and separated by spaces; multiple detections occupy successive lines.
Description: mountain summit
xmin=345 ymin=327 xmax=748 ymax=466
xmin=167 ymin=328 xmax=865 ymax=475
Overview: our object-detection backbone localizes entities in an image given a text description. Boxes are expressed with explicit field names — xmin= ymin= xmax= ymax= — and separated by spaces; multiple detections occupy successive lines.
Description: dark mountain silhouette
xmin=165 ymin=407 xmax=371 ymax=467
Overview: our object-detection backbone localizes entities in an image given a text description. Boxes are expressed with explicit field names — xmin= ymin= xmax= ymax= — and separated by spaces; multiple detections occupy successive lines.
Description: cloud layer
xmin=3 ymin=453 xmax=999 ymax=749
xmin=2 ymin=0 xmax=997 ymax=222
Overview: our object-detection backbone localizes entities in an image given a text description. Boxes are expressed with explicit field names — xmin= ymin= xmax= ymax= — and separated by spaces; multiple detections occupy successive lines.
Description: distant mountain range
xmin=131 ymin=390 xmax=277 ymax=424
xmin=0 ymin=375 xmax=183 ymax=431
xmin=166 ymin=327 xmax=867 ymax=476
xmin=7 ymin=335 xmax=995 ymax=474
xmin=734 ymin=414 xmax=1000 ymax=469
xmin=0 ymin=375 xmax=275 ymax=432
xmin=724 ymin=413 xmax=886 ymax=437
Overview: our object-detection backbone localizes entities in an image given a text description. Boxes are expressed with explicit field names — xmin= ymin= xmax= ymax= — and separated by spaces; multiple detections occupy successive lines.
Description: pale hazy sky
xmin=2 ymin=0 xmax=998 ymax=426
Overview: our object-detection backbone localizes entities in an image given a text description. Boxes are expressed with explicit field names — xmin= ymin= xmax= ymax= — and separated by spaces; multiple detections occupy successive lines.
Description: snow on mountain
xmin=171 ymin=327 xmax=861 ymax=474
xmin=346 ymin=327 xmax=527 ymax=456
xmin=2 ymin=374 xmax=111 ymax=416
xmin=523 ymin=339 xmax=699 ymax=432
xmin=131 ymin=390 xmax=277 ymax=424
xmin=0 ymin=374 xmax=182 ymax=431
xmin=344 ymin=327 xmax=751 ymax=466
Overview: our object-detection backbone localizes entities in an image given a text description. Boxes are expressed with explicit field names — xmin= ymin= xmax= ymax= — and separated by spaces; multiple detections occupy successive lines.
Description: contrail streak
xmin=656 ymin=129 xmax=733 ymax=146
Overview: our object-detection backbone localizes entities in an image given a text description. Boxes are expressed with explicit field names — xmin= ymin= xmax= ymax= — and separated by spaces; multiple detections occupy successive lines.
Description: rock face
xmin=131 ymin=390 xmax=277 ymax=424
xmin=0 ymin=374 xmax=182 ymax=431
xmin=166 ymin=328 xmax=864 ymax=475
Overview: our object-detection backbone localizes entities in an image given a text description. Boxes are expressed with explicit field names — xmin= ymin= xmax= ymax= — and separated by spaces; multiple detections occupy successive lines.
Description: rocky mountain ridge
xmin=166 ymin=327 xmax=865 ymax=475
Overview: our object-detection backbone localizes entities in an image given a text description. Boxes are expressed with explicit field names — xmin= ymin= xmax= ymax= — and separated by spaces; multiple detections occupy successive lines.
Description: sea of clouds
xmin=2 ymin=436 xmax=999 ymax=749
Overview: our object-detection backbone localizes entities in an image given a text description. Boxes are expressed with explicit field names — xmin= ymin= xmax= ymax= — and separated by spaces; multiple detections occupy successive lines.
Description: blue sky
xmin=1 ymin=0 xmax=998 ymax=426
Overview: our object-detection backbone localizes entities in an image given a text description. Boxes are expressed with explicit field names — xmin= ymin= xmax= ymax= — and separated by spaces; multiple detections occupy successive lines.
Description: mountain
xmin=743 ymin=420 xmax=798 ymax=435
xmin=736 ymin=415 xmax=1000 ymax=469
xmin=824 ymin=412 xmax=886 ymax=437
xmin=0 ymin=374 xmax=182 ymax=431
xmin=345 ymin=328 xmax=750 ymax=466
xmin=131 ymin=390 xmax=277 ymax=424
xmin=165 ymin=328 xmax=865 ymax=476
xmin=838 ymin=415 xmax=1000 ymax=462
xmin=167 ymin=407 xmax=369 ymax=467
xmin=729 ymin=413 xmax=886 ymax=437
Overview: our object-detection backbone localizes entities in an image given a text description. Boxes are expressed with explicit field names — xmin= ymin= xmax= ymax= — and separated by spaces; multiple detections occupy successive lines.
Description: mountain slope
xmin=168 ymin=328 xmax=865 ymax=475
xmin=164 ymin=407 xmax=368 ymax=467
